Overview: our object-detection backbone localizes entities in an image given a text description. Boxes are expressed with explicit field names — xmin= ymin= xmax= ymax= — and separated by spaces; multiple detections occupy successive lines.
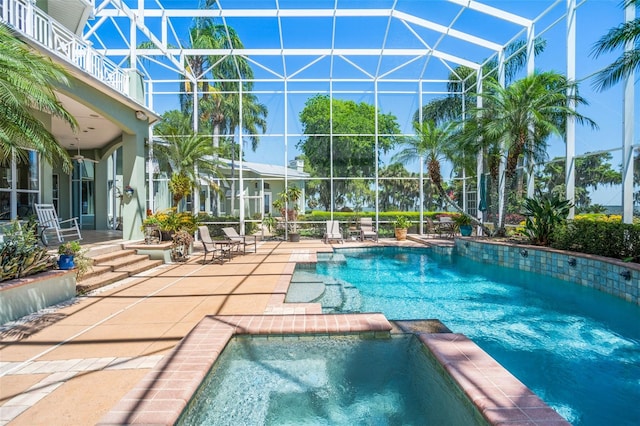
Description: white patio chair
xmin=323 ymin=220 xmax=344 ymax=244
xmin=34 ymin=203 xmax=82 ymax=246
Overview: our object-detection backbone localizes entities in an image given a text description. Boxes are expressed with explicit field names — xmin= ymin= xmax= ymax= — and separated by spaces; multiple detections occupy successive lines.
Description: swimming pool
xmin=302 ymin=247 xmax=640 ymax=425
xmin=177 ymin=334 xmax=483 ymax=425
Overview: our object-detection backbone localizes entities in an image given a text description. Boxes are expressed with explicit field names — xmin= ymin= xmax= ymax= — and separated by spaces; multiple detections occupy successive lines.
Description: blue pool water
xmin=178 ymin=335 xmax=482 ymax=425
xmin=310 ymin=247 xmax=640 ymax=426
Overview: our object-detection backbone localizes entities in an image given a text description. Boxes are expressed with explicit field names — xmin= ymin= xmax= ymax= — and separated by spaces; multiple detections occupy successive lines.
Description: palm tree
xmin=154 ymin=126 xmax=224 ymax=210
xmin=415 ymin=39 xmax=547 ymax=126
xmin=466 ymin=71 xmax=597 ymax=234
xmin=181 ymin=18 xmax=267 ymax=153
xmin=0 ymin=24 xmax=75 ymax=172
xmin=591 ymin=0 xmax=640 ymax=90
xmin=180 ymin=18 xmax=268 ymax=215
xmin=392 ymin=121 xmax=492 ymax=234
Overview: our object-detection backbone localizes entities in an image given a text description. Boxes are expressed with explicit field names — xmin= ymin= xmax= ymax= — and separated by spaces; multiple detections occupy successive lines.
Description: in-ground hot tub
xmin=177 ymin=334 xmax=482 ymax=425
xmin=99 ymin=315 xmax=568 ymax=425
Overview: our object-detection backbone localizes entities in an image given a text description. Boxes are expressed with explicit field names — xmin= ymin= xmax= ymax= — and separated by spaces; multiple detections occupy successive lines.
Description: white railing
xmin=0 ymin=0 xmax=129 ymax=96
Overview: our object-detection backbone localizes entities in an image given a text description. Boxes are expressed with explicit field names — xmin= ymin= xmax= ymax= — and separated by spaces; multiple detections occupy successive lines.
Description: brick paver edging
xmin=98 ymin=313 xmax=568 ymax=426
xmin=97 ymin=313 xmax=391 ymax=425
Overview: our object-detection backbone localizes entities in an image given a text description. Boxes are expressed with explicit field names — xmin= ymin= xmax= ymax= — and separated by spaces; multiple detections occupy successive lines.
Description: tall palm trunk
xmin=429 ymin=159 xmax=492 ymax=235
xmin=211 ymin=113 xmax=224 ymax=214
xmin=497 ymin=131 xmax=526 ymax=235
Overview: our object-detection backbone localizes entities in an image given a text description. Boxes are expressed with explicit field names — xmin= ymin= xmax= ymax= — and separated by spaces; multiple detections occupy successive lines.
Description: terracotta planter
xmin=395 ymin=228 xmax=407 ymax=241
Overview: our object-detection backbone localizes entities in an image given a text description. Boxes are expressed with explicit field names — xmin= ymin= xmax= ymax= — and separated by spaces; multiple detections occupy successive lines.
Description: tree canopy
xmin=536 ymin=153 xmax=621 ymax=210
xmin=297 ymin=95 xmax=402 ymax=210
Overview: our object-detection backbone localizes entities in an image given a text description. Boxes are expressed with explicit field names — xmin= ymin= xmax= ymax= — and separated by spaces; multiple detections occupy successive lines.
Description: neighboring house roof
xmin=217 ymin=158 xmax=309 ymax=179
xmin=151 ymin=138 xmax=309 ymax=179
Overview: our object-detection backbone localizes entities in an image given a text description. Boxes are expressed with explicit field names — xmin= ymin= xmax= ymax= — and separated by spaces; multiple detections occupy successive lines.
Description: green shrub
xmin=198 ymin=215 xmax=259 ymax=238
xmin=551 ymin=219 xmax=640 ymax=262
xmin=522 ymin=195 xmax=572 ymax=246
xmin=145 ymin=208 xmax=199 ymax=234
xmin=0 ymin=221 xmax=55 ymax=282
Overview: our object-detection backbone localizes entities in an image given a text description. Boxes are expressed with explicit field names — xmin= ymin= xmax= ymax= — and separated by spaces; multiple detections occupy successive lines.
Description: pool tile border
xmin=456 ymin=238 xmax=640 ymax=305
xmin=98 ymin=314 xmax=568 ymax=426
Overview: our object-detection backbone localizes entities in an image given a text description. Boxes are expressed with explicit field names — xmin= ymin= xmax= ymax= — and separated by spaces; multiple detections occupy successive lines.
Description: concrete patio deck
xmin=0 ymin=238 xmax=420 ymax=425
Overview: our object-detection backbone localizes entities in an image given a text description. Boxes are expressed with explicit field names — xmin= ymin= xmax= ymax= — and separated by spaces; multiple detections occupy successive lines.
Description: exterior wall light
xmin=124 ymin=185 xmax=134 ymax=197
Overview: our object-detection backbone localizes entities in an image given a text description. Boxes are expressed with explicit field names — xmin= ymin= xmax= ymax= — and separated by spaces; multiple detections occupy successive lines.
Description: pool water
xmin=309 ymin=247 xmax=640 ymax=426
xmin=177 ymin=335 xmax=483 ymax=426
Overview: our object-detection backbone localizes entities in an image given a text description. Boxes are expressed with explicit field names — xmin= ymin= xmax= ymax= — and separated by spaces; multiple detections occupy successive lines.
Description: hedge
xmin=197 ymin=215 xmax=259 ymax=238
xmin=551 ymin=218 xmax=640 ymax=262
xmin=305 ymin=211 xmax=455 ymax=222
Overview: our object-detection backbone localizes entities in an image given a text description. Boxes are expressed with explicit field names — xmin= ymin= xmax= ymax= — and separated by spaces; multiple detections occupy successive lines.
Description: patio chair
xmin=34 ymin=203 xmax=82 ymax=246
xmin=436 ymin=216 xmax=456 ymax=238
xmin=221 ymin=227 xmax=257 ymax=253
xmin=198 ymin=226 xmax=225 ymax=264
xmin=359 ymin=217 xmax=378 ymax=242
xmin=323 ymin=220 xmax=344 ymax=244
xmin=424 ymin=217 xmax=440 ymax=238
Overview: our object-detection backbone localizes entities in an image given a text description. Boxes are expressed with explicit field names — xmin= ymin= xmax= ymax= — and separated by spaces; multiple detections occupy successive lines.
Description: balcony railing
xmin=0 ymin=0 xmax=129 ymax=96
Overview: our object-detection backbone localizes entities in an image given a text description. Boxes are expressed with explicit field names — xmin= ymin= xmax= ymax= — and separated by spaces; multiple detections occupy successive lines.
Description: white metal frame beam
xmin=94 ymin=4 xmax=532 ymax=73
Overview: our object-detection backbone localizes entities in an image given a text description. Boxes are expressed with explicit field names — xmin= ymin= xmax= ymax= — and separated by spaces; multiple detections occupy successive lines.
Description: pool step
xmin=319 ymin=283 xmax=343 ymax=311
xmin=318 ymin=253 xmax=347 ymax=264
xmin=285 ymin=282 xmax=325 ymax=303
xmin=341 ymin=285 xmax=362 ymax=312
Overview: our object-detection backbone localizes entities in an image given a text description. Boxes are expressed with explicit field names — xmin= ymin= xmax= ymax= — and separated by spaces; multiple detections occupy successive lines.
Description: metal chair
xmin=221 ymin=227 xmax=257 ymax=253
xmin=198 ymin=226 xmax=228 ymax=264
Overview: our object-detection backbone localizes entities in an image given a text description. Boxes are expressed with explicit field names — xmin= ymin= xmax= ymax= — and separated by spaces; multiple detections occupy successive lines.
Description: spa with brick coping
xmin=99 ymin=313 xmax=568 ymax=426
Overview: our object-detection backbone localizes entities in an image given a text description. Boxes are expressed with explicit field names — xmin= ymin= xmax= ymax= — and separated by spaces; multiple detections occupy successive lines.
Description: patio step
xmin=77 ymin=271 xmax=130 ymax=294
xmin=76 ymin=246 xmax=163 ymax=294
xmin=90 ymin=249 xmax=138 ymax=264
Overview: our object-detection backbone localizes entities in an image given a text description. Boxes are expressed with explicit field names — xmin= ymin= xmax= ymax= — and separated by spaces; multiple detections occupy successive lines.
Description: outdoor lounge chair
xmin=34 ymin=203 xmax=82 ymax=246
xmin=359 ymin=217 xmax=378 ymax=242
xmin=198 ymin=226 xmax=229 ymax=264
xmin=221 ymin=227 xmax=257 ymax=253
xmin=323 ymin=220 xmax=344 ymax=244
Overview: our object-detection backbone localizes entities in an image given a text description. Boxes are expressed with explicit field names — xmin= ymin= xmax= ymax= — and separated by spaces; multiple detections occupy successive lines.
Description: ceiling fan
xmin=71 ymin=141 xmax=98 ymax=164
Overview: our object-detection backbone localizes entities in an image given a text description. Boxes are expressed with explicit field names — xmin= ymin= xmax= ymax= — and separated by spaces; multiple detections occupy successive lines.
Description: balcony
xmin=0 ymin=0 xmax=129 ymax=97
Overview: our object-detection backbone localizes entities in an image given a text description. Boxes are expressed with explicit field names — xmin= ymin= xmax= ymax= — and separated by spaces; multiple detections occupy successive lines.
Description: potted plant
xmin=393 ymin=216 xmax=410 ymax=241
xmin=454 ymin=214 xmax=474 ymax=237
xmin=171 ymin=230 xmax=194 ymax=262
xmin=275 ymin=186 xmax=302 ymax=242
xmin=262 ymin=213 xmax=278 ymax=239
xmin=141 ymin=214 xmax=162 ymax=244
xmin=58 ymin=241 xmax=91 ymax=278
xmin=143 ymin=209 xmax=198 ymax=242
